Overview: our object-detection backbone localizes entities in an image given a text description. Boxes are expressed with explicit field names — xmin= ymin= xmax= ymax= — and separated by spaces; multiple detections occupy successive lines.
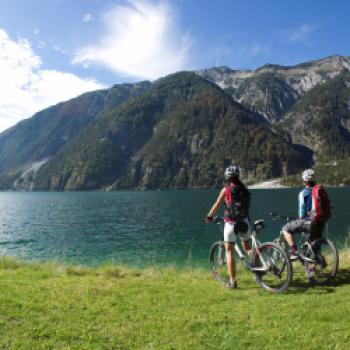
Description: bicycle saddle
xmin=254 ymin=220 xmax=265 ymax=231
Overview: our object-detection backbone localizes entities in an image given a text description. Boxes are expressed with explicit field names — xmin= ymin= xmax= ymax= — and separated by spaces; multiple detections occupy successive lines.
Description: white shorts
xmin=224 ymin=218 xmax=251 ymax=243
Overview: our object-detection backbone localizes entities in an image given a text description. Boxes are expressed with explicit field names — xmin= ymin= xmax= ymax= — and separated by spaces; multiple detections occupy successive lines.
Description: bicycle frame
xmin=210 ymin=216 xmax=293 ymax=293
xmin=216 ymin=218 xmax=269 ymax=272
xmin=276 ymin=229 xmax=315 ymax=263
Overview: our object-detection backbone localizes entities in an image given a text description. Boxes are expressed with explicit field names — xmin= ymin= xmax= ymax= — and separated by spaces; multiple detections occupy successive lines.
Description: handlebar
xmin=205 ymin=215 xmax=224 ymax=224
xmin=269 ymin=212 xmax=296 ymax=221
xmin=213 ymin=216 xmax=224 ymax=224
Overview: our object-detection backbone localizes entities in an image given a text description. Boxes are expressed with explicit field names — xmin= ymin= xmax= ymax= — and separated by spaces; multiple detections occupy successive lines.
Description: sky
xmin=0 ymin=0 xmax=349 ymax=133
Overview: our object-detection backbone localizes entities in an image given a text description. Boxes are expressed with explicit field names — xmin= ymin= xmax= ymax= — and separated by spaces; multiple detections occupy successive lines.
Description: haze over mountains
xmin=1 ymin=55 xmax=350 ymax=190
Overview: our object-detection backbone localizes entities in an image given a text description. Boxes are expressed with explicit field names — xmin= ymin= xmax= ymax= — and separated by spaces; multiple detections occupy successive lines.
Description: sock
xmin=291 ymin=245 xmax=297 ymax=253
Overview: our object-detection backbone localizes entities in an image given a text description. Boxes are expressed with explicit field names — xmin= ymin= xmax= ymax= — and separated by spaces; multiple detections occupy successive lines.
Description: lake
xmin=0 ymin=188 xmax=349 ymax=267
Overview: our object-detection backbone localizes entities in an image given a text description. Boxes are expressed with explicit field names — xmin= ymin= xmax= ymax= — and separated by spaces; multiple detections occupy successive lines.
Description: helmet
xmin=302 ymin=169 xmax=315 ymax=182
xmin=224 ymin=164 xmax=240 ymax=180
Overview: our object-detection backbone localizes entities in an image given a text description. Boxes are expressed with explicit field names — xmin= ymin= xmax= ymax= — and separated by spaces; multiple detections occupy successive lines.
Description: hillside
xmin=198 ymin=55 xmax=350 ymax=123
xmin=34 ymin=72 xmax=310 ymax=190
xmin=280 ymin=70 xmax=350 ymax=162
xmin=0 ymin=81 xmax=151 ymax=189
xmin=282 ymin=157 xmax=350 ymax=186
xmin=227 ymin=72 xmax=299 ymax=123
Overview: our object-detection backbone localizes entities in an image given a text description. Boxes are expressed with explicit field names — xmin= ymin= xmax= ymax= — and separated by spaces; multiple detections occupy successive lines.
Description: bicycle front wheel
xmin=303 ymin=238 xmax=338 ymax=285
xmin=273 ymin=235 xmax=288 ymax=254
xmin=254 ymin=243 xmax=292 ymax=293
xmin=209 ymin=241 xmax=229 ymax=283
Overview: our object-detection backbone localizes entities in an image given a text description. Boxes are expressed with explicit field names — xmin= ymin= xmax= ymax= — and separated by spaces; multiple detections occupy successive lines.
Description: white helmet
xmin=224 ymin=164 xmax=240 ymax=180
xmin=302 ymin=169 xmax=315 ymax=182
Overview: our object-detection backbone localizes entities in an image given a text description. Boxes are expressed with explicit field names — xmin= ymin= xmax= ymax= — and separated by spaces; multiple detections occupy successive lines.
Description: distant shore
xmin=248 ymin=178 xmax=289 ymax=189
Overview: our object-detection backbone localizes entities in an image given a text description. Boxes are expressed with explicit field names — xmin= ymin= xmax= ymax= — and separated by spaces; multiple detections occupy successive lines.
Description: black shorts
xmin=283 ymin=220 xmax=324 ymax=241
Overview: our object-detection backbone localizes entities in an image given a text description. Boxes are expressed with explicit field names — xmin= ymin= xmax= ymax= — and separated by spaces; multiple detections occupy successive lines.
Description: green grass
xmin=1 ymin=253 xmax=350 ymax=350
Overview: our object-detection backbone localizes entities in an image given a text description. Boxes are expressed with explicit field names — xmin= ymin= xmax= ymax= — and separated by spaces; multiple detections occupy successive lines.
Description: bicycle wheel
xmin=254 ymin=243 xmax=292 ymax=293
xmin=273 ymin=235 xmax=288 ymax=254
xmin=303 ymin=238 xmax=338 ymax=285
xmin=209 ymin=241 xmax=229 ymax=283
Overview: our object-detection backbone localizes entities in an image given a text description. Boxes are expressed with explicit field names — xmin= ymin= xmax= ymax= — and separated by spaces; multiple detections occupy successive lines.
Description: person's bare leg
xmin=243 ymin=239 xmax=252 ymax=255
xmin=283 ymin=230 xmax=295 ymax=247
xmin=224 ymin=242 xmax=236 ymax=283
xmin=283 ymin=230 xmax=298 ymax=258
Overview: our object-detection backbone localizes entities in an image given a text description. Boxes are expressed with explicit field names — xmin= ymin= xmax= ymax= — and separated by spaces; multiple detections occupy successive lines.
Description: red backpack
xmin=312 ymin=184 xmax=331 ymax=223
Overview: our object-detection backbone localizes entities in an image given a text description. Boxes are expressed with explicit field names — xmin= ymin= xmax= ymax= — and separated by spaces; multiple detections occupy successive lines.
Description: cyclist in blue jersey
xmin=283 ymin=169 xmax=325 ymax=259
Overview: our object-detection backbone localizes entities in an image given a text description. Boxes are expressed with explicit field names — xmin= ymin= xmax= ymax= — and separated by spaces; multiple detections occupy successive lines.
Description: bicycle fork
xmin=235 ymin=242 xmax=268 ymax=272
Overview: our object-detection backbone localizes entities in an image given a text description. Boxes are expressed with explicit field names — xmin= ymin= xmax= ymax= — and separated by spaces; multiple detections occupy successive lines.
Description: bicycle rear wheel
xmin=303 ymin=238 xmax=338 ymax=285
xmin=254 ymin=243 xmax=292 ymax=293
xmin=209 ymin=241 xmax=229 ymax=283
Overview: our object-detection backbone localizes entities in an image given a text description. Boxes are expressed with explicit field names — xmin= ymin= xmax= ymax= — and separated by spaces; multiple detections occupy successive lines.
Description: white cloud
xmin=73 ymin=0 xmax=193 ymax=80
xmin=0 ymin=29 xmax=105 ymax=133
xmin=53 ymin=45 xmax=66 ymax=54
xmin=288 ymin=24 xmax=320 ymax=43
xmin=83 ymin=13 xmax=94 ymax=22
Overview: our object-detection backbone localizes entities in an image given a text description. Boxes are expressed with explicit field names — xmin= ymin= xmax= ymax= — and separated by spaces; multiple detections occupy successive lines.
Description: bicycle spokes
xmin=210 ymin=242 xmax=229 ymax=283
xmin=254 ymin=243 xmax=292 ymax=293
xmin=303 ymin=239 xmax=338 ymax=285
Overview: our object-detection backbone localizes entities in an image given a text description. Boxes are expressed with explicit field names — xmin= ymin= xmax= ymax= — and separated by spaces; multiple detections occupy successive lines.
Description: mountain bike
xmin=209 ymin=216 xmax=292 ymax=293
xmin=270 ymin=213 xmax=339 ymax=285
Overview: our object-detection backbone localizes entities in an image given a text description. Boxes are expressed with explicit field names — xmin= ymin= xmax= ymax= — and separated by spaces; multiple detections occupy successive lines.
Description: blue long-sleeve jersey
xmin=298 ymin=188 xmax=313 ymax=220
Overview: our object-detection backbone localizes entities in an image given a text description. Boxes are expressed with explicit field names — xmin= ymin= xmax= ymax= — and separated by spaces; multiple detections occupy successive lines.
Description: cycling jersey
xmin=224 ymin=181 xmax=250 ymax=223
xmin=298 ymin=187 xmax=313 ymax=220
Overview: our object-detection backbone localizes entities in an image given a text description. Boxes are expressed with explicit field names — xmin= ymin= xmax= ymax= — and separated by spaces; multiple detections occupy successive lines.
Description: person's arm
xmin=206 ymin=188 xmax=226 ymax=220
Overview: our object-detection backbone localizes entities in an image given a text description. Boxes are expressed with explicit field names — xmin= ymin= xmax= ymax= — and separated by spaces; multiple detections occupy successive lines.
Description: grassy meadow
xmin=0 ymin=251 xmax=350 ymax=350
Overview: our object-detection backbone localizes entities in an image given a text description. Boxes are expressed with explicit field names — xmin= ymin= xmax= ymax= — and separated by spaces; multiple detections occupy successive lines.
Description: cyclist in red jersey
xmin=206 ymin=164 xmax=252 ymax=288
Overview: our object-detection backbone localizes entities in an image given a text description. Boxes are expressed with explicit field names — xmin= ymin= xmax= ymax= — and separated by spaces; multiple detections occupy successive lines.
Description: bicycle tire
xmin=303 ymin=238 xmax=338 ymax=285
xmin=209 ymin=241 xmax=229 ymax=283
xmin=273 ymin=236 xmax=288 ymax=254
xmin=254 ymin=242 xmax=293 ymax=293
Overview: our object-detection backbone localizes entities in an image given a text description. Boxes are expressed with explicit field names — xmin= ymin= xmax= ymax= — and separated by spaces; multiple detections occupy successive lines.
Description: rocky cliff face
xmin=279 ymin=70 xmax=350 ymax=162
xmin=196 ymin=66 xmax=253 ymax=89
xmin=230 ymin=73 xmax=300 ymax=123
xmin=197 ymin=55 xmax=350 ymax=123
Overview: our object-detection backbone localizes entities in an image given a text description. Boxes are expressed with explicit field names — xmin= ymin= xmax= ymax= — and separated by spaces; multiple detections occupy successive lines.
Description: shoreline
xmin=248 ymin=178 xmax=289 ymax=189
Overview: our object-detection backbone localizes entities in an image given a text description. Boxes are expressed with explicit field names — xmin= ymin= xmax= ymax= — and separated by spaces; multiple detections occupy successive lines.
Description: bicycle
xmin=209 ymin=216 xmax=292 ymax=293
xmin=270 ymin=213 xmax=339 ymax=285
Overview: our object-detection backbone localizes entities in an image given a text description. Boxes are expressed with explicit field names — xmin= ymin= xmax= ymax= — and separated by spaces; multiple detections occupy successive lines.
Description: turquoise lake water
xmin=0 ymin=188 xmax=349 ymax=267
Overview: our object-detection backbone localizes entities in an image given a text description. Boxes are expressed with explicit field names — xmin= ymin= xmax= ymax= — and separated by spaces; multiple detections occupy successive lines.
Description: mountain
xmin=197 ymin=55 xmax=350 ymax=123
xmin=34 ymin=72 xmax=311 ymax=190
xmin=0 ymin=81 xmax=151 ymax=173
xmin=1 ymin=55 xmax=350 ymax=190
xmin=282 ymin=157 xmax=350 ymax=187
xmin=279 ymin=70 xmax=350 ymax=162
xmin=227 ymin=72 xmax=299 ymax=123
xmin=0 ymin=81 xmax=151 ymax=189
